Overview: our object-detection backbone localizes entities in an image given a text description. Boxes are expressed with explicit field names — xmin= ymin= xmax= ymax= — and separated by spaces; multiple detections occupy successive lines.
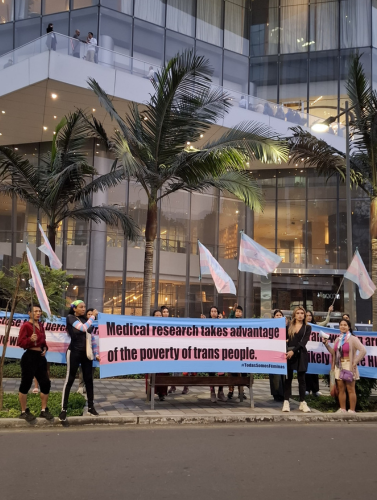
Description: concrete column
xmin=87 ymin=156 xmax=111 ymax=311
xmin=245 ymin=207 xmax=254 ymax=318
xmin=260 ymin=275 xmax=272 ymax=318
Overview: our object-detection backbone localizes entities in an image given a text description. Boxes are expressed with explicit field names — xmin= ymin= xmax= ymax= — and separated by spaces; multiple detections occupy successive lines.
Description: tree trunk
xmin=0 ymin=252 xmax=26 ymax=410
xmin=47 ymin=223 xmax=56 ymax=252
xmin=371 ymin=197 xmax=377 ymax=328
xmin=142 ymin=200 xmax=158 ymax=316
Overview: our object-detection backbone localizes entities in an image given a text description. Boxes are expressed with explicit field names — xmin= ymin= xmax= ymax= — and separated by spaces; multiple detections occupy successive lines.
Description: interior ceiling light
xmin=1 ymin=111 xmax=5 ymax=114
xmin=43 ymin=126 xmax=47 ymax=130
xmin=92 ymin=108 xmax=96 ymax=112
xmin=54 ymin=115 xmax=57 ymax=119
xmin=51 ymin=93 xmax=57 ymax=99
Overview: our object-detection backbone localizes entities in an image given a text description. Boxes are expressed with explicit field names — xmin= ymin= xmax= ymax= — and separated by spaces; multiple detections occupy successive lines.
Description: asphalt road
xmin=1 ymin=423 xmax=376 ymax=500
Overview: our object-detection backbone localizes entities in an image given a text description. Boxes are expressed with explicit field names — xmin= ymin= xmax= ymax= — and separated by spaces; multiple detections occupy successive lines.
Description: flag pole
xmin=197 ymin=240 xmax=204 ymax=316
xmin=236 ymin=229 xmax=243 ymax=304
xmin=331 ymin=276 xmax=345 ymax=308
xmin=26 ymin=244 xmax=37 ymax=345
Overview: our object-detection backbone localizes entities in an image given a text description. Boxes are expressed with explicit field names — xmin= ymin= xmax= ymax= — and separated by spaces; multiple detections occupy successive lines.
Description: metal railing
xmin=0 ymin=33 xmax=345 ymax=139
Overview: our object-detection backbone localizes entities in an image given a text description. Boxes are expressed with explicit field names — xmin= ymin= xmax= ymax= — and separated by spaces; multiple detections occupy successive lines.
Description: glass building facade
xmin=0 ymin=1 xmax=374 ymax=322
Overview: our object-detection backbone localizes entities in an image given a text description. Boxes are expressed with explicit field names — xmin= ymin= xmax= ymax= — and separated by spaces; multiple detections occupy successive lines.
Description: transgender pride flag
xmin=238 ymin=232 xmax=282 ymax=277
xmin=198 ymin=241 xmax=236 ymax=295
xmin=38 ymin=224 xmax=62 ymax=270
xmin=26 ymin=246 xmax=52 ymax=317
xmin=344 ymin=250 xmax=376 ymax=299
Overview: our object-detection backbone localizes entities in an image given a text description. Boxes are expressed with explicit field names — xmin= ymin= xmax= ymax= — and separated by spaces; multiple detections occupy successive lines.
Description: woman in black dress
xmin=46 ymin=23 xmax=57 ymax=51
xmin=282 ymin=306 xmax=311 ymax=413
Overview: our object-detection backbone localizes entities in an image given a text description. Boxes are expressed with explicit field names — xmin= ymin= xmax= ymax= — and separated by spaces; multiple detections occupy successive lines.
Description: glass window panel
xmin=106 ymin=182 xmax=126 ymax=250
xmin=104 ymin=278 xmax=123 ymax=315
xmin=224 ymin=0 xmax=248 ymax=55
xmin=309 ymin=50 xmax=339 ymax=121
xmin=166 ymin=0 xmax=195 ymax=37
xmin=254 ymin=169 xmax=276 ymax=201
xmin=134 ymin=0 xmax=166 ymax=26
xmin=373 ymin=0 xmax=377 ymax=48
xmin=160 ymin=191 xmax=189 ymax=254
xmin=188 ymin=282 xmax=216 ymax=318
xmin=219 ymin=197 xmax=245 ymax=260
xmin=307 ymin=199 xmax=337 ymax=267
xmin=307 ymin=168 xmax=337 ymax=199
xmin=16 ymin=0 xmax=41 ymax=19
xmin=279 ymin=53 xmax=308 ymax=114
xmin=340 ymin=0 xmax=371 ymax=49
xmin=72 ymin=0 xmax=99 ymax=8
xmin=249 ymin=0 xmax=279 ymax=57
xmin=128 ymin=181 xmax=148 ymax=233
xmin=165 ymin=30 xmax=194 ymax=64
xmin=99 ymin=7 xmax=132 ymax=56
xmin=15 ymin=18 xmax=41 ymax=48
xmin=190 ymin=192 xmax=218 ymax=255
xmin=133 ymin=19 xmax=164 ymax=71
xmin=42 ymin=0 xmax=69 ymax=15
xmin=42 ymin=12 xmax=69 ymax=37
xmin=196 ymin=40 xmax=223 ymax=86
xmin=340 ymin=49 xmax=371 ymax=120
xmin=254 ymin=201 xmax=275 ymax=253
xmin=100 ymin=0 xmax=133 ymax=15
xmin=277 ymin=169 xmax=306 ymax=200
xmin=0 ymin=0 xmax=14 ymax=23
xmin=277 ymin=200 xmax=306 ymax=265
xmin=309 ymin=1 xmax=338 ymax=51
xmin=197 ymin=0 xmax=223 ymax=47
xmin=280 ymin=0 xmax=309 ymax=54
xmin=0 ymin=22 xmax=13 ymax=56
xmin=373 ymin=48 xmax=377 ymax=91
xmin=70 ymin=7 xmax=98 ymax=39
xmin=250 ymin=55 xmax=278 ymax=102
xmin=223 ymin=50 xmax=248 ymax=93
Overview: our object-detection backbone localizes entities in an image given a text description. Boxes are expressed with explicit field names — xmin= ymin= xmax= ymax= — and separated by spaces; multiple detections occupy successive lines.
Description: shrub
xmin=0 ymin=392 xmax=86 ymax=418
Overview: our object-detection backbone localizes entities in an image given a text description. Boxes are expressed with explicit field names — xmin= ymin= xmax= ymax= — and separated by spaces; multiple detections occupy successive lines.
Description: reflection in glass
xmin=249 ymin=0 xmax=278 ymax=57
xmin=223 ymin=50 xmax=248 ymax=93
xmin=340 ymin=0 xmax=371 ymax=49
xmin=307 ymin=200 xmax=337 ymax=267
xmin=196 ymin=41 xmax=223 ymax=85
xmin=15 ymin=18 xmax=41 ymax=48
xmin=166 ymin=0 xmax=195 ymax=37
xmin=43 ymin=0 xmax=69 ymax=15
xmin=309 ymin=0 xmax=338 ymax=51
xmin=134 ymin=0 xmax=166 ymax=26
xmin=0 ymin=22 xmax=13 ymax=56
xmin=197 ymin=0 xmax=223 ymax=47
xmin=16 ymin=0 xmax=41 ymax=19
xmin=224 ymin=0 xmax=248 ymax=55
xmin=219 ymin=197 xmax=245 ymax=260
xmin=0 ymin=0 xmax=14 ymax=23
xmin=165 ymin=30 xmax=194 ymax=63
xmin=249 ymin=56 xmax=278 ymax=102
xmin=99 ymin=8 xmax=132 ymax=56
xmin=309 ymin=51 xmax=339 ymax=121
xmin=100 ymin=0 xmax=133 ymax=15
xmin=133 ymin=19 xmax=164 ymax=69
xmin=280 ymin=0 xmax=308 ymax=54
xmin=279 ymin=53 xmax=308 ymax=115
xmin=254 ymin=201 xmax=276 ymax=253
xmin=277 ymin=201 xmax=306 ymax=265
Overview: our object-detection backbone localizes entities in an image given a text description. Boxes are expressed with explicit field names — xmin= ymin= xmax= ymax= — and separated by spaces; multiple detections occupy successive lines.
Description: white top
xmin=148 ymin=69 xmax=154 ymax=79
xmin=87 ymin=37 xmax=97 ymax=51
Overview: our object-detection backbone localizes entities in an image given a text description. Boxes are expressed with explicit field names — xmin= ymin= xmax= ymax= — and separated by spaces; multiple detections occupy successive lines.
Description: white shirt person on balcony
xmin=86 ymin=32 xmax=97 ymax=63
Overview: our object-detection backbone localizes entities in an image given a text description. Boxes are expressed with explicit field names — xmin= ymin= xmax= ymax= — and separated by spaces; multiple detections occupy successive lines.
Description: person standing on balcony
xmin=86 ymin=32 xmax=97 ymax=63
xmin=46 ymin=23 xmax=57 ymax=51
xmin=72 ymin=29 xmax=81 ymax=58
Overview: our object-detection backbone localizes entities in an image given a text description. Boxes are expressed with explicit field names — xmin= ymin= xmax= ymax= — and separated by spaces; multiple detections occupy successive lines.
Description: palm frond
xmin=0 ymin=147 xmax=41 ymax=198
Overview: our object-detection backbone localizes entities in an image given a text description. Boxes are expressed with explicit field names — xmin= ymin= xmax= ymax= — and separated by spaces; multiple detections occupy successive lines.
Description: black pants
xmin=19 ymin=350 xmax=51 ymax=395
xmin=209 ymin=373 xmax=223 ymax=392
xmin=269 ymin=374 xmax=285 ymax=400
xmin=62 ymin=349 xmax=94 ymax=410
xmin=305 ymin=373 xmax=320 ymax=394
xmin=284 ymin=370 xmax=306 ymax=402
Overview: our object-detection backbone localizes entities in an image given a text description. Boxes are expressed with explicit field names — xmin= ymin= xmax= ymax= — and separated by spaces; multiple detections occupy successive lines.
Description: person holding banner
xmin=283 ymin=307 xmax=311 ymax=413
xmin=227 ymin=305 xmax=248 ymax=401
xmin=323 ymin=319 xmax=366 ymax=413
xmin=17 ymin=304 xmax=53 ymax=422
xmin=77 ymin=308 xmax=97 ymax=395
xmin=60 ymin=300 xmax=99 ymax=422
xmin=305 ymin=306 xmax=333 ymax=397
xmin=269 ymin=309 xmax=287 ymax=402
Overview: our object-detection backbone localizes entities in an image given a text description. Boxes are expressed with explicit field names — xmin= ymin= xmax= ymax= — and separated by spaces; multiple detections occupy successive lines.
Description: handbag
xmin=86 ymin=331 xmax=94 ymax=361
xmin=339 ymin=369 xmax=354 ymax=382
xmin=329 ymin=369 xmax=338 ymax=398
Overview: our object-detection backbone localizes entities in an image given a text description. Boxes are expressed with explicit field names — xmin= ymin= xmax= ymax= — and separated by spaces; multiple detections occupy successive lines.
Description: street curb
xmin=1 ymin=412 xmax=377 ymax=428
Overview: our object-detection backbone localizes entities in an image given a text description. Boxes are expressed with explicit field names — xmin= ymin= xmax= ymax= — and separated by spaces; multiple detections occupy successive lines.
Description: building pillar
xmin=245 ymin=207 xmax=254 ymax=318
xmin=86 ymin=156 xmax=110 ymax=311
xmin=260 ymin=274 xmax=272 ymax=318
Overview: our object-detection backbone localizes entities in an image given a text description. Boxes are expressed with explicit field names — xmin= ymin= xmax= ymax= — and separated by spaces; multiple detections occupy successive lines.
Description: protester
xmin=152 ymin=309 xmax=162 ymax=317
xmin=323 ymin=318 xmax=366 ymax=413
xmin=147 ymin=65 xmax=155 ymax=81
xmin=86 ymin=32 xmax=97 ymax=62
xmin=239 ymin=96 xmax=247 ymax=109
xmin=161 ymin=306 xmax=169 ymax=317
xmin=201 ymin=306 xmax=227 ymax=402
xmin=77 ymin=308 xmax=96 ymax=395
xmin=72 ymin=29 xmax=81 ymax=58
xmin=46 ymin=23 xmax=57 ymax=51
xmin=17 ymin=304 xmax=53 ymax=421
xmin=60 ymin=300 xmax=99 ymax=422
xmin=227 ymin=305 xmax=248 ymax=401
xmin=269 ymin=309 xmax=287 ymax=402
xmin=282 ymin=306 xmax=311 ymax=413
xmin=305 ymin=305 xmax=333 ymax=396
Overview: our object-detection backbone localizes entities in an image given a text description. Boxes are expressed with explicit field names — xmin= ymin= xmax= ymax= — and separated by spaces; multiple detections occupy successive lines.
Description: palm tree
xmin=0 ymin=111 xmax=139 ymax=252
xmin=88 ymin=50 xmax=288 ymax=315
xmin=288 ymin=55 xmax=377 ymax=325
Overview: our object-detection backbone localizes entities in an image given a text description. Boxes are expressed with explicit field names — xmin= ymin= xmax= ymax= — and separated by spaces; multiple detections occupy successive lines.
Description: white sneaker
xmin=77 ymin=387 xmax=84 ymax=395
xmin=282 ymin=401 xmax=290 ymax=412
xmin=336 ymin=408 xmax=347 ymax=413
xmin=299 ymin=401 xmax=311 ymax=413
xmin=217 ymin=392 xmax=227 ymax=402
xmin=315 ymin=391 xmax=323 ymax=396
xmin=210 ymin=392 xmax=216 ymax=403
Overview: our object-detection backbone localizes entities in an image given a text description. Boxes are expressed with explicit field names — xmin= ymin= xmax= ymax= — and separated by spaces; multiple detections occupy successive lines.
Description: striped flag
xmin=344 ymin=250 xmax=376 ymax=299
xmin=26 ymin=246 xmax=52 ymax=317
xmin=198 ymin=241 xmax=236 ymax=295
xmin=238 ymin=232 xmax=282 ymax=277
xmin=38 ymin=224 xmax=62 ymax=270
